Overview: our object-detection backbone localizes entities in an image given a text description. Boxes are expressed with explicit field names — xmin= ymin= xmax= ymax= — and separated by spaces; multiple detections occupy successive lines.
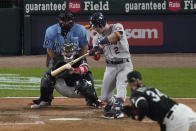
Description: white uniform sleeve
xmin=92 ymin=34 xmax=104 ymax=48
xmin=92 ymin=34 xmax=99 ymax=48
xmin=113 ymin=23 xmax=124 ymax=32
xmin=113 ymin=23 xmax=125 ymax=39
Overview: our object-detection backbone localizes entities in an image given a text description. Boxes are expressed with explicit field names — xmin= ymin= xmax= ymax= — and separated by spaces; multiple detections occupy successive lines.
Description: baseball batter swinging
xmin=89 ymin=12 xmax=133 ymax=119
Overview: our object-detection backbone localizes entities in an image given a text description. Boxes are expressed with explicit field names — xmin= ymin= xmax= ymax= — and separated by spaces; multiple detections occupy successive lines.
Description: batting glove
xmin=98 ymin=37 xmax=110 ymax=45
xmin=89 ymin=46 xmax=99 ymax=56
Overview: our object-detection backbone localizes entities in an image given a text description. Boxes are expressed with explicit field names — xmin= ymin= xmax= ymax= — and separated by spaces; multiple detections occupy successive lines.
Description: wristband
xmin=73 ymin=65 xmax=88 ymax=74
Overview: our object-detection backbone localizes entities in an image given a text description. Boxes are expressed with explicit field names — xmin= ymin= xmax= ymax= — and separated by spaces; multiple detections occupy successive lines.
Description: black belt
xmin=166 ymin=103 xmax=178 ymax=119
xmin=106 ymin=58 xmax=129 ymax=64
xmin=166 ymin=110 xmax=173 ymax=119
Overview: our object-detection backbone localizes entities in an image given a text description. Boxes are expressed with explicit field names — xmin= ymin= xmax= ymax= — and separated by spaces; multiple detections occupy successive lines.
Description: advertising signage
xmin=77 ymin=21 xmax=163 ymax=46
xmin=24 ymin=0 xmax=196 ymax=15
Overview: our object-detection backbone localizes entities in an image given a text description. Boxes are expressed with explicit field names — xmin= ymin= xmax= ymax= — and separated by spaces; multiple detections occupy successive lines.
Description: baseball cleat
xmin=30 ymin=101 xmax=51 ymax=109
xmin=86 ymin=99 xmax=105 ymax=109
xmin=30 ymin=104 xmax=41 ymax=109
xmin=97 ymin=102 xmax=105 ymax=109
xmin=33 ymin=99 xmax=41 ymax=104
xmin=27 ymin=103 xmax=34 ymax=106
xmin=103 ymin=110 xmax=124 ymax=119
xmin=103 ymin=104 xmax=112 ymax=112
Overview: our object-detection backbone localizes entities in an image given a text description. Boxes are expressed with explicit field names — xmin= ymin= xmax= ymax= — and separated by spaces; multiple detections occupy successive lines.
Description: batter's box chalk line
xmin=49 ymin=118 xmax=82 ymax=121
xmin=0 ymin=121 xmax=45 ymax=126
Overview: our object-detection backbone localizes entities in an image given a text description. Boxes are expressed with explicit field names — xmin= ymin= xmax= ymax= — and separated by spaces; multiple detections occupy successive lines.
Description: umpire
xmin=32 ymin=10 xmax=89 ymax=107
xmin=122 ymin=70 xmax=196 ymax=131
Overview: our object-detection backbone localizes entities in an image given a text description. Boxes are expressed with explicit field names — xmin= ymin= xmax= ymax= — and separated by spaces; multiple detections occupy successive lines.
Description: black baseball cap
xmin=126 ymin=70 xmax=142 ymax=83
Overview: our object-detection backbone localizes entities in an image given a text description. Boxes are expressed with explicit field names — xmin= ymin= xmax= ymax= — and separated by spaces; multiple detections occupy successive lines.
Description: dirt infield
xmin=0 ymin=98 xmax=196 ymax=131
xmin=0 ymin=53 xmax=196 ymax=131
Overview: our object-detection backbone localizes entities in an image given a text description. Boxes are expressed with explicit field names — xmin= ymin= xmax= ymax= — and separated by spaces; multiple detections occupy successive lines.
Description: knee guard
xmin=83 ymin=71 xmax=98 ymax=98
xmin=74 ymin=79 xmax=98 ymax=103
xmin=40 ymin=73 xmax=55 ymax=102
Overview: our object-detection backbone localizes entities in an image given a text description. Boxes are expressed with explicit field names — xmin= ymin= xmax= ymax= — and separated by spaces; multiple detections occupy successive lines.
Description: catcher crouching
xmin=30 ymin=42 xmax=103 ymax=109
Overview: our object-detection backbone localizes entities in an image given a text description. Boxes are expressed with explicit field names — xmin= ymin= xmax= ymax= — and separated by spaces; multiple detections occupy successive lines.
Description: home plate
xmin=49 ymin=118 xmax=82 ymax=121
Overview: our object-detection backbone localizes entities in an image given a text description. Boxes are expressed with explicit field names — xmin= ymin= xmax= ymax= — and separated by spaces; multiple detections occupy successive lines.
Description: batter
xmin=89 ymin=12 xmax=133 ymax=119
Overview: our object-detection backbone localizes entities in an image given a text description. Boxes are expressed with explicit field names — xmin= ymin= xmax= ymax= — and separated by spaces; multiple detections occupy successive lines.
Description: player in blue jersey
xmin=44 ymin=10 xmax=88 ymax=67
xmin=30 ymin=10 xmax=102 ymax=108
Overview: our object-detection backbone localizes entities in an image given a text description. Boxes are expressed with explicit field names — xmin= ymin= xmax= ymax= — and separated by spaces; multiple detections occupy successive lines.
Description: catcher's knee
xmin=75 ymin=79 xmax=98 ymax=100
xmin=41 ymin=77 xmax=48 ymax=89
xmin=40 ymin=74 xmax=55 ymax=101
xmin=55 ymin=79 xmax=83 ymax=98
xmin=41 ymin=74 xmax=55 ymax=88
xmin=75 ymin=79 xmax=92 ymax=94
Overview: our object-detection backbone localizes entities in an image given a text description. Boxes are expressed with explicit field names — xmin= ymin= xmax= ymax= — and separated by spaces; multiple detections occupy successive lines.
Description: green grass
xmin=0 ymin=68 xmax=196 ymax=97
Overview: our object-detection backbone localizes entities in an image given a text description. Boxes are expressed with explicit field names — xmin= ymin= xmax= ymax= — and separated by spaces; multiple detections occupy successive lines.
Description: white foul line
xmin=0 ymin=121 xmax=45 ymax=126
xmin=49 ymin=118 xmax=82 ymax=121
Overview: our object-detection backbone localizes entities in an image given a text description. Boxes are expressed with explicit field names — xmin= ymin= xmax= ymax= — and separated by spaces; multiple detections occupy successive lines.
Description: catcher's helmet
xmin=58 ymin=10 xmax=74 ymax=22
xmin=89 ymin=12 xmax=106 ymax=28
xmin=61 ymin=41 xmax=76 ymax=61
xmin=126 ymin=71 xmax=142 ymax=83
xmin=61 ymin=41 xmax=75 ymax=53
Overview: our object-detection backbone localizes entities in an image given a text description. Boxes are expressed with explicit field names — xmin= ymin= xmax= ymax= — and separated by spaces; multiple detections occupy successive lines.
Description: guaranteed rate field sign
xmin=24 ymin=0 xmax=196 ymax=15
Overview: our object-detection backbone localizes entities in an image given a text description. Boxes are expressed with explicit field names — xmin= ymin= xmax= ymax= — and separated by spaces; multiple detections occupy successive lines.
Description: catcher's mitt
xmin=121 ymin=105 xmax=139 ymax=120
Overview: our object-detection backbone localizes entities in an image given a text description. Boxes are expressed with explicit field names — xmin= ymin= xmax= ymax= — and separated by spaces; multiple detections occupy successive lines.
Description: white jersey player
xmin=89 ymin=12 xmax=133 ymax=119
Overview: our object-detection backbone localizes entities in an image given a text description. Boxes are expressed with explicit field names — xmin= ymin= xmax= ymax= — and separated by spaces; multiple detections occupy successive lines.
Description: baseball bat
xmin=51 ymin=52 xmax=89 ymax=76
xmin=84 ymin=24 xmax=93 ymax=30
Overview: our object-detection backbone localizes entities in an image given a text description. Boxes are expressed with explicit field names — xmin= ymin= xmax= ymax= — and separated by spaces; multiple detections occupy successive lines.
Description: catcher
xmin=122 ymin=70 xmax=196 ymax=131
xmin=30 ymin=42 xmax=102 ymax=109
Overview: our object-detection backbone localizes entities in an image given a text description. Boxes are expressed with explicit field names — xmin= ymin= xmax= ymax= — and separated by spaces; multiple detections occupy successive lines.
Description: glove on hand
xmin=89 ymin=46 xmax=99 ymax=56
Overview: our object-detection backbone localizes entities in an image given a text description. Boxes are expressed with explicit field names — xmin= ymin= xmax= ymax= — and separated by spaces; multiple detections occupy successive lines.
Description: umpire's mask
xmin=58 ymin=10 xmax=74 ymax=38
xmin=61 ymin=41 xmax=76 ymax=63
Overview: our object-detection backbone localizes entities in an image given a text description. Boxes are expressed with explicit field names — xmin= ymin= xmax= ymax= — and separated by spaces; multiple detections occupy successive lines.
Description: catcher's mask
xmin=61 ymin=41 xmax=76 ymax=63
xmin=126 ymin=70 xmax=142 ymax=87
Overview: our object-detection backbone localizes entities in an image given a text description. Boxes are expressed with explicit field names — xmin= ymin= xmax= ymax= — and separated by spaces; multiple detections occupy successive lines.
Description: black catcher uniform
xmin=122 ymin=71 xmax=196 ymax=131
xmin=130 ymin=86 xmax=176 ymax=129
xmin=32 ymin=42 xmax=101 ymax=108
xmin=53 ymin=54 xmax=99 ymax=105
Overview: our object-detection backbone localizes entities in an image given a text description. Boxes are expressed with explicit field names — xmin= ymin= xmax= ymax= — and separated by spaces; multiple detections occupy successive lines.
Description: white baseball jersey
xmin=92 ymin=23 xmax=133 ymax=105
xmin=93 ymin=23 xmax=130 ymax=60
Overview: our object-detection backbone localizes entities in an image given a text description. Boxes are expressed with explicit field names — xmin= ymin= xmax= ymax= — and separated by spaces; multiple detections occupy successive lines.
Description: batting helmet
xmin=58 ymin=10 xmax=74 ymax=22
xmin=89 ymin=12 xmax=106 ymax=28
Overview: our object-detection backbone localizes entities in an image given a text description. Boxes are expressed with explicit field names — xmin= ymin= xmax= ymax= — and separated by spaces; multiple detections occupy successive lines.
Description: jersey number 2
xmin=114 ymin=47 xmax=120 ymax=54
